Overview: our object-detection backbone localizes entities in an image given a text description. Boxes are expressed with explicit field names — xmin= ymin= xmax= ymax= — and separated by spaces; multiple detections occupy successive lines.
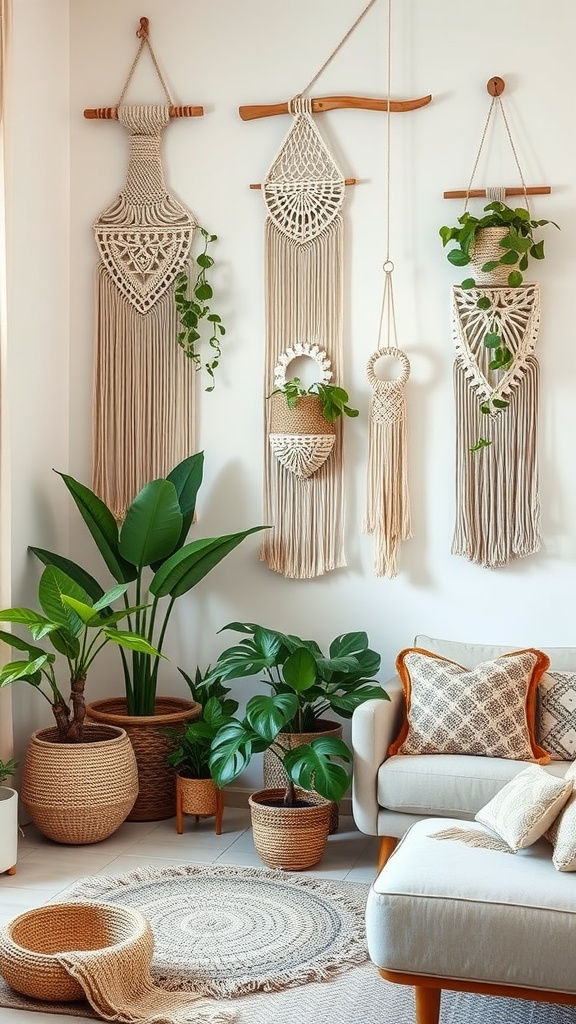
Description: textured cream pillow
xmin=537 ymin=671 xmax=576 ymax=760
xmin=390 ymin=648 xmax=551 ymax=761
xmin=475 ymin=766 xmax=572 ymax=851
xmin=546 ymin=760 xmax=576 ymax=870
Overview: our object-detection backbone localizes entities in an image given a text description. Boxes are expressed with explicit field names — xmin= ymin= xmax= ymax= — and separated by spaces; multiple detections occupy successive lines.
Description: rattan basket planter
xmin=0 ymin=786 xmax=18 ymax=874
xmin=86 ymin=697 xmax=201 ymax=821
xmin=268 ymin=393 xmax=336 ymax=478
xmin=263 ymin=718 xmax=343 ymax=834
xmin=21 ymin=725 xmax=137 ymax=845
xmin=249 ymin=787 xmax=331 ymax=871
xmin=469 ymin=227 xmax=511 ymax=285
xmin=175 ymin=774 xmax=223 ymax=835
xmin=0 ymin=901 xmax=150 ymax=1002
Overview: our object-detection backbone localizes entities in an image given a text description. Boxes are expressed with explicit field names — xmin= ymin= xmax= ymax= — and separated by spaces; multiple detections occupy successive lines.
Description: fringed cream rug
xmin=0 ymin=863 xmax=575 ymax=1023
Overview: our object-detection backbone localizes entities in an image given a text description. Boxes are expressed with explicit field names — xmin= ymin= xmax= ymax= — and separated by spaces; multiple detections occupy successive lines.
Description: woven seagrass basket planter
xmin=175 ymin=774 xmax=224 ymax=835
xmin=86 ymin=697 xmax=201 ymax=822
xmin=0 ymin=786 xmax=18 ymax=874
xmin=268 ymin=393 xmax=336 ymax=478
xmin=21 ymin=725 xmax=137 ymax=845
xmin=249 ymin=787 xmax=331 ymax=871
xmin=469 ymin=226 xmax=511 ymax=285
xmin=0 ymin=902 xmax=150 ymax=1002
xmin=262 ymin=719 xmax=343 ymax=834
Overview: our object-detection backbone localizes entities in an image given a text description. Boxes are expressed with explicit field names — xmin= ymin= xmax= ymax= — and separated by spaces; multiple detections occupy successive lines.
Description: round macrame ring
xmin=366 ymin=347 xmax=410 ymax=390
xmin=273 ymin=342 xmax=333 ymax=388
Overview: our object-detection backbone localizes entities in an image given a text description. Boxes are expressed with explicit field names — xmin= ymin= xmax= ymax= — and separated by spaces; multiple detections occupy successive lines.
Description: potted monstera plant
xmin=31 ymin=452 xmax=266 ymax=821
xmin=0 ymin=758 xmax=18 ymax=874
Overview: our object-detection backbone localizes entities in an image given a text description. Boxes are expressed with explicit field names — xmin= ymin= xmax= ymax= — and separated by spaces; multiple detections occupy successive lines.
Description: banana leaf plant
xmin=0 ymin=566 xmax=160 ymax=742
xmin=30 ymin=453 xmax=266 ymax=716
xmin=209 ymin=692 xmax=352 ymax=806
xmin=206 ymin=624 xmax=387 ymax=733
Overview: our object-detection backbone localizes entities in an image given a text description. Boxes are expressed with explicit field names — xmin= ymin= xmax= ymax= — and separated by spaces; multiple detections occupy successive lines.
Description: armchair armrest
xmin=351 ymin=678 xmax=405 ymax=835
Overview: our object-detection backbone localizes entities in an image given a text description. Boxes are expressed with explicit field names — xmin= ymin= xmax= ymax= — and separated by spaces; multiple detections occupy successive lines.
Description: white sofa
xmin=351 ymin=634 xmax=575 ymax=867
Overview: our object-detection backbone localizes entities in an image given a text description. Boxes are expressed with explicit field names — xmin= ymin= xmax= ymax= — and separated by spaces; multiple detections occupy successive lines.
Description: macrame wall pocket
xmin=443 ymin=77 xmax=554 ymax=568
xmin=239 ymin=0 xmax=430 ymax=578
xmin=85 ymin=18 xmax=203 ymax=518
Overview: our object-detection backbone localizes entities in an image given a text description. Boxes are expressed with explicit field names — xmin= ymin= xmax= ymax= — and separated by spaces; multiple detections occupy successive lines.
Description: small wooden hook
xmin=136 ymin=16 xmax=149 ymax=39
xmin=487 ymin=76 xmax=505 ymax=97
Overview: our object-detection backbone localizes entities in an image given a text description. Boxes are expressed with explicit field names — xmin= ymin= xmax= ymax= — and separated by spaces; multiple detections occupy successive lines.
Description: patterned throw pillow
xmin=537 ymin=671 xmax=576 ymax=760
xmin=390 ymin=648 xmax=551 ymax=762
xmin=546 ymin=760 xmax=576 ymax=871
xmin=475 ymin=765 xmax=572 ymax=851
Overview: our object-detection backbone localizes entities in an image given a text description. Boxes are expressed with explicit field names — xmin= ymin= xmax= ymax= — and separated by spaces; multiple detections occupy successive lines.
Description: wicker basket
xmin=86 ymin=697 xmax=201 ymax=821
xmin=249 ymin=787 xmax=331 ymax=871
xmin=0 ymin=902 xmax=150 ymax=1002
xmin=21 ymin=726 xmax=137 ymax=845
xmin=175 ymin=775 xmax=224 ymax=835
xmin=269 ymin=393 xmax=336 ymax=435
xmin=263 ymin=719 xmax=343 ymax=834
xmin=469 ymin=227 xmax=511 ymax=285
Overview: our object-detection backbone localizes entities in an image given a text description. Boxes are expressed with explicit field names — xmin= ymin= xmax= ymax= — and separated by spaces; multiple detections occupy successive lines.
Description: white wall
xmin=7 ymin=0 xmax=576 ymax=790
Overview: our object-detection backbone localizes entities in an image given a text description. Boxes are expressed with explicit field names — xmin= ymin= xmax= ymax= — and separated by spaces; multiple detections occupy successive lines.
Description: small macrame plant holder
xmin=363 ymin=0 xmax=412 ymax=579
xmin=269 ymin=343 xmax=336 ymax=479
xmin=448 ymin=80 xmax=545 ymax=568
xmin=90 ymin=21 xmax=198 ymax=519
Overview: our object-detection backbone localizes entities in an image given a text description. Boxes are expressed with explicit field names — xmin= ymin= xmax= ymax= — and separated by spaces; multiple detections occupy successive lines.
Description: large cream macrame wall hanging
xmin=86 ymin=18 xmax=203 ymax=518
xmin=444 ymin=77 xmax=552 ymax=569
xmin=239 ymin=0 xmax=431 ymax=578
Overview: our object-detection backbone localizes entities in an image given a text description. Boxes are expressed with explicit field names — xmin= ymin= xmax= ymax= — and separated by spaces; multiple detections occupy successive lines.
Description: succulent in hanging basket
xmin=269 ymin=378 xmax=359 ymax=422
xmin=440 ymin=201 xmax=559 ymax=449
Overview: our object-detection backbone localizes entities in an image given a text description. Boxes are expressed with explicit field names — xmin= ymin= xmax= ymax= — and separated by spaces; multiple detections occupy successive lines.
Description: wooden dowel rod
xmin=444 ymin=186 xmax=551 ymax=199
xmin=250 ymin=178 xmax=357 ymax=190
xmin=84 ymin=104 xmax=204 ymax=120
xmin=239 ymin=94 xmax=432 ymax=121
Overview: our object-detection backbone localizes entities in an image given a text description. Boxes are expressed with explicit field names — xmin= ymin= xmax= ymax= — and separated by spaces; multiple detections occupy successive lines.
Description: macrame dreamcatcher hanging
xmin=238 ymin=0 xmax=431 ymax=578
xmin=445 ymin=77 xmax=552 ymax=568
xmin=364 ymin=0 xmax=414 ymax=579
xmin=86 ymin=18 xmax=203 ymax=518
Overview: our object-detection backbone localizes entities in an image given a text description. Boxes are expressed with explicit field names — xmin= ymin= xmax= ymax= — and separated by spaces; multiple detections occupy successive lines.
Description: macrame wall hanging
xmin=363 ymin=0 xmax=415 ymax=579
xmin=239 ymin=0 xmax=431 ymax=579
xmin=85 ymin=18 xmax=204 ymax=518
xmin=444 ymin=77 xmax=553 ymax=569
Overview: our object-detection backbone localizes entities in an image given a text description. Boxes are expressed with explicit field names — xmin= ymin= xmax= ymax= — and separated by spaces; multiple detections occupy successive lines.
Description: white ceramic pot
xmin=0 ymin=786 xmax=18 ymax=874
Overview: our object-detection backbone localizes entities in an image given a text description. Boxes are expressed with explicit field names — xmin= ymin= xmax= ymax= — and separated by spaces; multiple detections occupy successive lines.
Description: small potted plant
xmin=209 ymin=690 xmax=353 ymax=871
xmin=0 ymin=758 xmax=18 ymax=874
xmin=440 ymin=200 xmax=559 ymax=436
xmin=165 ymin=667 xmax=238 ymax=835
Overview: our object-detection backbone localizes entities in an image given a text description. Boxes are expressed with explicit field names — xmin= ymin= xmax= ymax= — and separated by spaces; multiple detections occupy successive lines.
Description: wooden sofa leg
xmin=415 ymin=985 xmax=441 ymax=1024
xmin=377 ymin=836 xmax=398 ymax=872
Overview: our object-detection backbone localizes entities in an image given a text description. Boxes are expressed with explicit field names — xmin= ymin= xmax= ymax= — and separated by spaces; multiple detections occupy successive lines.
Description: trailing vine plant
xmin=174 ymin=227 xmax=226 ymax=392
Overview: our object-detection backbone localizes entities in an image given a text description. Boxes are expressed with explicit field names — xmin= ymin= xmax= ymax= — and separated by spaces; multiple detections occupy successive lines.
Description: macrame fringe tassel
xmin=261 ymin=219 xmax=345 ymax=578
xmin=364 ymin=415 xmax=411 ymax=577
xmin=429 ymin=826 xmax=514 ymax=854
xmin=452 ymin=357 xmax=541 ymax=568
xmin=92 ymin=265 xmax=195 ymax=519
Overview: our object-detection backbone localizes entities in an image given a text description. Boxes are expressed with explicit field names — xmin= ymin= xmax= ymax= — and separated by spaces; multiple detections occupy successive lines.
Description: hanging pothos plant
xmin=174 ymin=227 xmax=226 ymax=392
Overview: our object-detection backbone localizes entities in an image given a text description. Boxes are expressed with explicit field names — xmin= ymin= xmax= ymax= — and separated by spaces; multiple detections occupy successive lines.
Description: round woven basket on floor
xmin=86 ymin=697 xmax=201 ymax=821
xmin=249 ymin=787 xmax=331 ymax=871
xmin=468 ymin=226 xmax=511 ymax=285
xmin=0 ymin=902 xmax=150 ymax=1002
xmin=263 ymin=719 xmax=343 ymax=834
xmin=21 ymin=725 xmax=137 ymax=845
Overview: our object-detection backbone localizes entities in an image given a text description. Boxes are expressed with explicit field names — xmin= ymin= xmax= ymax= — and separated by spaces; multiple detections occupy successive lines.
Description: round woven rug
xmin=67 ymin=863 xmax=369 ymax=998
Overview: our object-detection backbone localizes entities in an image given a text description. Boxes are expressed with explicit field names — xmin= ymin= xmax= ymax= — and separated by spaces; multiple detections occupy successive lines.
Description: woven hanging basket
xmin=0 ymin=902 xmax=150 ymax=1003
xmin=269 ymin=393 xmax=336 ymax=478
xmin=21 ymin=726 xmax=138 ymax=845
xmin=468 ymin=227 xmax=511 ymax=285
xmin=86 ymin=697 xmax=201 ymax=822
xmin=249 ymin=787 xmax=331 ymax=871
xmin=262 ymin=719 xmax=343 ymax=834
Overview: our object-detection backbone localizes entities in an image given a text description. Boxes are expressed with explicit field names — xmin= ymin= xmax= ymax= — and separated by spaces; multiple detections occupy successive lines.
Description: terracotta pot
xmin=263 ymin=718 xmax=343 ymax=833
xmin=21 ymin=725 xmax=137 ymax=844
xmin=0 ymin=787 xmax=18 ymax=873
xmin=86 ymin=697 xmax=201 ymax=821
xmin=249 ymin=787 xmax=331 ymax=871
xmin=175 ymin=774 xmax=223 ymax=835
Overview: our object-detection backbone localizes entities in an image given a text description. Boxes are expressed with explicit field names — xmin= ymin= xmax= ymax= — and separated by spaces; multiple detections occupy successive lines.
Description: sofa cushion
xmin=538 ymin=671 xmax=576 ymax=760
xmin=475 ymin=764 xmax=572 ymax=851
xmin=390 ymin=648 xmax=550 ymax=761
xmin=547 ymin=759 xmax=576 ymax=871
xmin=415 ymin=634 xmax=576 ymax=672
xmin=377 ymin=753 xmax=569 ymax=818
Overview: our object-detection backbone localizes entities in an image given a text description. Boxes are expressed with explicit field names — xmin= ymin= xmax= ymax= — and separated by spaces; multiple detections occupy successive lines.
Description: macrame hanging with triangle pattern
xmin=449 ymin=87 xmax=543 ymax=568
xmin=91 ymin=26 xmax=196 ymax=519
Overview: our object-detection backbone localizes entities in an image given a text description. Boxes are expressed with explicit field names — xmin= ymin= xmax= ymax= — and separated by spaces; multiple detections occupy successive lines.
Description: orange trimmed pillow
xmin=389 ymin=647 xmax=550 ymax=762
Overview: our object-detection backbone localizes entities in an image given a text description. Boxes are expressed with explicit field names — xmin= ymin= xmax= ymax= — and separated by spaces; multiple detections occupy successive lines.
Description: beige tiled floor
xmin=0 ymin=807 xmax=379 ymax=1023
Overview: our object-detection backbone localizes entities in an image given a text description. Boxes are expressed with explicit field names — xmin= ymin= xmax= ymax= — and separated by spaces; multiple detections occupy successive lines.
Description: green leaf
xmin=150 ymin=527 xmax=267 ymax=599
xmin=209 ymin=722 xmax=254 ymax=787
xmin=103 ymin=630 xmax=162 ymax=657
xmin=499 ymin=250 xmax=519 ymax=265
xmin=484 ymin=332 xmax=501 ymax=349
xmin=519 ymin=254 xmax=529 ymax=272
xmin=480 ymin=403 xmax=491 ymax=415
xmin=245 ymin=693 xmax=299 ymax=742
xmin=447 ymin=249 xmax=470 ymax=267
xmin=530 ymin=240 xmax=545 ymax=260
xmin=0 ymin=655 xmax=51 ymax=687
xmin=195 ymin=282 xmax=213 ymax=301
xmin=28 ymin=548 xmax=106 ymax=603
xmin=476 ymin=297 xmax=491 ymax=310
xmin=38 ymin=567 xmax=90 ymax=636
xmin=469 ymin=438 xmax=492 ymax=452
xmin=0 ymin=631 xmax=48 ymax=658
xmin=492 ymin=398 xmax=509 ymax=409
xmin=0 ymin=606 xmax=56 ymax=638
xmin=119 ymin=479 xmax=183 ymax=569
xmin=56 ymin=472 xmax=136 ymax=584
xmin=164 ymin=452 xmax=204 ymax=554
xmin=507 ymin=271 xmax=523 ymax=287
xmin=281 ymin=648 xmax=317 ymax=692
xmin=91 ymin=584 xmax=129 ymax=612
xmin=196 ymin=253 xmax=214 ymax=269
xmin=283 ymin=737 xmax=352 ymax=802
xmin=479 ymin=261 xmax=501 ymax=273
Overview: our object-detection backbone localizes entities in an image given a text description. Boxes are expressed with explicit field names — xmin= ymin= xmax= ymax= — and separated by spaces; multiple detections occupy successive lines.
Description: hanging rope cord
xmin=464 ymin=94 xmax=530 ymax=213
xmin=298 ymin=0 xmax=379 ymax=97
xmin=116 ymin=25 xmax=174 ymax=108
